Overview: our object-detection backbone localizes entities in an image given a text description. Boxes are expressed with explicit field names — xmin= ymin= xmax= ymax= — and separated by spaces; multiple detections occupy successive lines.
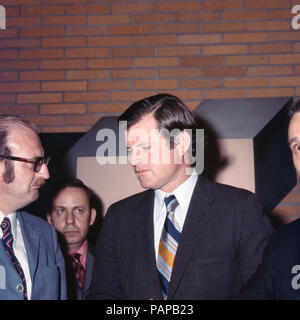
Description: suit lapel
xmin=168 ymin=175 xmax=214 ymax=299
xmin=135 ymin=190 xmax=163 ymax=299
xmin=17 ymin=212 xmax=40 ymax=283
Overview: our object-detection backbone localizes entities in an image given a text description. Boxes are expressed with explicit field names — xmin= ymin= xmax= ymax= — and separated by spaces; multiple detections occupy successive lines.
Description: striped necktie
xmin=69 ymin=252 xmax=85 ymax=289
xmin=157 ymin=195 xmax=181 ymax=300
xmin=1 ymin=217 xmax=28 ymax=300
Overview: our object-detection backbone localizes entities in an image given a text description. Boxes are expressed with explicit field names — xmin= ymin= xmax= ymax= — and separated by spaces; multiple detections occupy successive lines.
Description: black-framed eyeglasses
xmin=0 ymin=155 xmax=51 ymax=173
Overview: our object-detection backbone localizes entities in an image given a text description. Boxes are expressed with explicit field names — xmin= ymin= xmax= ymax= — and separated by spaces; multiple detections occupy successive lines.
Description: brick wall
xmin=1 ymin=0 xmax=300 ymax=223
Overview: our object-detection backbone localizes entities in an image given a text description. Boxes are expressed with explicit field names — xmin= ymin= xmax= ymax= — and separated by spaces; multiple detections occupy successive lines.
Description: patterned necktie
xmin=157 ymin=195 xmax=181 ymax=300
xmin=1 ymin=217 xmax=28 ymax=300
xmin=69 ymin=252 xmax=85 ymax=288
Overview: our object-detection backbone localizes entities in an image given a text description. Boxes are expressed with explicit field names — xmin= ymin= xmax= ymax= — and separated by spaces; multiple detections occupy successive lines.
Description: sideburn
xmin=2 ymin=160 xmax=15 ymax=183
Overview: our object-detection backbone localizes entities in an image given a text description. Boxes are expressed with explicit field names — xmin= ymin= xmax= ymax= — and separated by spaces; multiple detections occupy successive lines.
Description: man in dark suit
xmin=87 ymin=93 xmax=273 ymax=300
xmin=234 ymin=100 xmax=300 ymax=299
xmin=0 ymin=115 xmax=67 ymax=300
xmin=47 ymin=179 xmax=97 ymax=299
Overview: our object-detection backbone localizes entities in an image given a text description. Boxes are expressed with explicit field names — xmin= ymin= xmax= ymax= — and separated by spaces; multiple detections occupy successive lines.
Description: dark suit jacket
xmin=65 ymin=242 xmax=95 ymax=300
xmin=87 ymin=175 xmax=273 ymax=300
xmin=234 ymin=218 xmax=300 ymax=299
xmin=0 ymin=211 xmax=67 ymax=300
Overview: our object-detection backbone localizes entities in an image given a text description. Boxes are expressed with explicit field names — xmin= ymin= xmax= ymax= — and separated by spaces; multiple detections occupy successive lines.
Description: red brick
xmin=157 ymin=46 xmax=201 ymax=56
xmin=64 ymin=92 xmax=109 ymax=102
xmin=41 ymin=59 xmax=86 ymax=69
xmin=178 ymin=12 xmax=220 ymax=22
xmin=40 ymin=104 xmax=85 ymax=114
xmin=0 ymin=29 xmax=18 ymax=38
xmin=0 ymin=61 xmax=39 ymax=70
xmin=112 ymin=69 xmax=156 ymax=79
xmin=269 ymin=9 xmax=292 ymax=19
xmin=110 ymin=25 xmax=154 ymax=35
xmin=21 ymin=27 xmax=64 ymax=37
xmin=0 ymin=39 xmax=40 ymax=48
xmin=203 ymin=89 xmax=247 ymax=99
xmin=42 ymin=126 xmax=86 ymax=133
xmin=0 ymin=72 xmax=18 ymax=82
xmin=203 ymin=45 xmax=247 ymax=55
xmin=270 ymin=76 xmax=300 ymax=87
xmin=88 ymin=58 xmax=132 ymax=69
xmin=7 ymin=17 xmax=40 ymax=27
xmin=271 ymin=54 xmax=300 ymax=64
xmin=249 ymin=88 xmax=294 ymax=98
xmin=0 ymin=0 xmax=40 ymax=5
xmin=247 ymin=0 xmax=290 ymax=9
xmin=66 ymin=48 xmax=110 ymax=58
xmin=202 ymin=0 xmax=244 ymax=10
xmin=67 ymin=70 xmax=110 ymax=80
xmin=250 ymin=43 xmax=292 ymax=53
xmin=223 ymin=11 xmax=267 ymax=21
xmin=43 ymin=16 xmax=86 ymax=25
xmin=224 ymin=78 xmax=269 ymax=88
xmin=18 ymin=93 xmax=62 ymax=104
xmin=157 ymin=23 xmax=200 ymax=34
xmin=66 ymin=4 xmax=110 ymax=14
xmin=24 ymin=115 xmax=63 ymax=126
xmin=21 ymin=6 xmax=64 ymax=16
xmin=112 ymin=3 xmax=154 ymax=13
xmin=0 ymin=105 xmax=37 ymax=115
xmin=20 ymin=49 xmax=63 ymax=60
xmin=42 ymin=37 xmax=86 ymax=47
xmin=42 ymin=81 xmax=87 ymax=92
xmin=111 ymin=91 xmax=156 ymax=101
xmin=159 ymin=68 xmax=202 ymax=78
xmin=166 ymin=90 xmax=201 ymax=102
xmin=132 ymin=13 xmax=175 ymax=24
xmin=270 ymin=32 xmax=300 ymax=41
xmin=133 ymin=80 xmax=177 ymax=90
xmin=67 ymin=26 xmax=108 ymax=36
xmin=224 ymin=33 xmax=268 ymax=43
xmin=247 ymin=21 xmax=290 ymax=31
xmin=248 ymin=66 xmax=293 ymax=76
xmin=225 ymin=55 xmax=268 ymax=65
xmin=88 ymin=80 xmax=130 ymax=91
xmin=0 ymin=82 xmax=40 ymax=93
xmin=181 ymin=56 xmax=223 ymax=66
xmin=0 ymin=50 xmax=18 ymax=60
xmin=88 ymin=15 xmax=130 ymax=25
xmin=295 ymin=66 xmax=300 ymax=74
xmin=158 ymin=1 xmax=201 ymax=11
xmin=135 ymin=57 xmax=178 ymax=67
xmin=6 ymin=7 xmax=19 ymax=17
xmin=180 ymin=79 xmax=223 ymax=89
xmin=88 ymin=103 xmax=127 ymax=113
xmin=133 ymin=35 xmax=176 ymax=46
xmin=0 ymin=94 xmax=16 ymax=104
xmin=178 ymin=34 xmax=221 ymax=44
xmin=20 ymin=71 xmax=65 ymax=81
xmin=43 ymin=0 xmax=86 ymax=4
xmin=203 ymin=67 xmax=246 ymax=77
xmin=112 ymin=47 xmax=154 ymax=57
xmin=88 ymin=36 xmax=131 ymax=47
xmin=202 ymin=22 xmax=244 ymax=33
xmin=65 ymin=115 xmax=100 ymax=126
xmin=271 ymin=205 xmax=299 ymax=216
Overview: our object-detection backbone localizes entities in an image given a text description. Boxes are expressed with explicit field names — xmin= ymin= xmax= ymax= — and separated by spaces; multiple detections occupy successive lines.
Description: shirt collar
xmin=0 ymin=211 xmax=17 ymax=239
xmin=154 ymin=169 xmax=198 ymax=210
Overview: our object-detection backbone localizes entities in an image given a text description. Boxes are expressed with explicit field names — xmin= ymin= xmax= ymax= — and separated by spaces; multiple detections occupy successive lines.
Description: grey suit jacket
xmin=88 ymin=175 xmax=273 ymax=300
xmin=0 ymin=211 xmax=67 ymax=300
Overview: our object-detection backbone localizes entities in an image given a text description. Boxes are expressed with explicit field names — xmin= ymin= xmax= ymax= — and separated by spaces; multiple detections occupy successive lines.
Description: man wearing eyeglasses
xmin=0 ymin=115 xmax=67 ymax=300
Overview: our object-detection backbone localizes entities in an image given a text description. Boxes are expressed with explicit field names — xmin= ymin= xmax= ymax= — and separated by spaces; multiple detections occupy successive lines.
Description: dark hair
xmin=49 ymin=179 xmax=94 ymax=213
xmin=289 ymin=100 xmax=300 ymax=119
xmin=118 ymin=93 xmax=200 ymax=158
xmin=0 ymin=115 xmax=38 ymax=183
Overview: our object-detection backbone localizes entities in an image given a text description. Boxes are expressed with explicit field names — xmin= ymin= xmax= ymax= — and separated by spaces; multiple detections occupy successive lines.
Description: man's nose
xmin=38 ymin=163 xmax=50 ymax=180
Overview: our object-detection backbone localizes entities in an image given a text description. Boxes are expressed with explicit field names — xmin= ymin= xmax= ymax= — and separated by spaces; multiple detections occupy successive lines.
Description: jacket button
xmin=16 ymin=284 xmax=24 ymax=292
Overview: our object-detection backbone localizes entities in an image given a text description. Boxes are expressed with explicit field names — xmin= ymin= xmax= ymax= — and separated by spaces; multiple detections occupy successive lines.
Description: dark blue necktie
xmin=1 ymin=217 xmax=28 ymax=300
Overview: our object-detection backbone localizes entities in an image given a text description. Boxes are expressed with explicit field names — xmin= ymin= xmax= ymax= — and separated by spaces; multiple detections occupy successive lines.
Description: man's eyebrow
xmin=288 ymin=137 xmax=300 ymax=145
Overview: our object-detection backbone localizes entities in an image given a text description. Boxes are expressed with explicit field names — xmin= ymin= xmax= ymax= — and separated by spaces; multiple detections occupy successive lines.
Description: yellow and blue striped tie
xmin=157 ymin=195 xmax=180 ymax=300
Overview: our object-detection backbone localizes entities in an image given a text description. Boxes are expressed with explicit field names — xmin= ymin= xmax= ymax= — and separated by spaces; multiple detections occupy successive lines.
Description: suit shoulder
xmin=18 ymin=211 xmax=53 ymax=231
xmin=109 ymin=189 xmax=151 ymax=210
xmin=271 ymin=218 xmax=300 ymax=243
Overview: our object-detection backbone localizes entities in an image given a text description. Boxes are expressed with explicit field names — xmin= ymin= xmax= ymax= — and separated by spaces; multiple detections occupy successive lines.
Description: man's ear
xmin=90 ymin=208 xmax=97 ymax=226
xmin=175 ymin=130 xmax=191 ymax=156
xmin=46 ymin=212 xmax=52 ymax=224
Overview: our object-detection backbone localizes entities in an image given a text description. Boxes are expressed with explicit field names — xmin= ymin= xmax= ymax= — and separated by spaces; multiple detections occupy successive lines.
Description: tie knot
xmin=69 ymin=252 xmax=81 ymax=263
xmin=164 ymin=195 xmax=179 ymax=212
xmin=1 ymin=217 xmax=11 ymax=235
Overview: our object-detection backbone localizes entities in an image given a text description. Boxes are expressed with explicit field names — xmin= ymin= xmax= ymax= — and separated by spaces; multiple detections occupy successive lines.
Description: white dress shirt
xmin=0 ymin=212 xmax=32 ymax=299
xmin=153 ymin=169 xmax=198 ymax=260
